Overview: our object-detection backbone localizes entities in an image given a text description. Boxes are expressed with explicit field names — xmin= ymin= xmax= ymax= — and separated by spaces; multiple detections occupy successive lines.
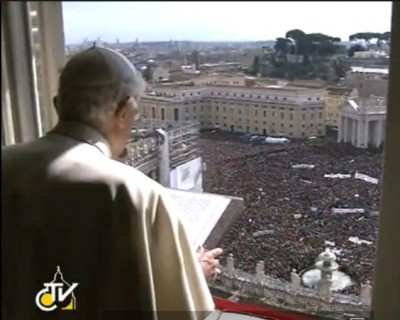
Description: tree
xmin=303 ymin=33 xmax=335 ymax=59
xmin=274 ymin=37 xmax=291 ymax=55
xmin=349 ymin=32 xmax=391 ymax=50
xmin=285 ymin=29 xmax=307 ymax=58
xmin=349 ymin=32 xmax=382 ymax=42
xmin=381 ymin=31 xmax=391 ymax=41
xmin=285 ymin=29 xmax=306 ymax=41
xmin=251 ymin=55 xmax=260 ymax=76
xmin=268 ymin=29 xmax=343 ymax=79
xmin=348 ymin=44 xmax=367 ymax=57
xmin=332 ymin=58 xmax=349 ymax=79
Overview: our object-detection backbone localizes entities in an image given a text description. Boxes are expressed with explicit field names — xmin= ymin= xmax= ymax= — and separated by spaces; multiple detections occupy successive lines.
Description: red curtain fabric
xmin=213 ymin=297 xmax=318 ymax=320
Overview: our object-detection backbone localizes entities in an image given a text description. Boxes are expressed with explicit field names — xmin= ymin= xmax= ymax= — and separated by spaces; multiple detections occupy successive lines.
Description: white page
xmin=167 ymin=189 xmax=231 ymax=248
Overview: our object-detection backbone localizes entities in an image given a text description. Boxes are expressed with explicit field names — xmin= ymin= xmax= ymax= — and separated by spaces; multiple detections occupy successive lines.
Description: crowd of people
xmin=199 ymin=131 xmax=382 ymax=295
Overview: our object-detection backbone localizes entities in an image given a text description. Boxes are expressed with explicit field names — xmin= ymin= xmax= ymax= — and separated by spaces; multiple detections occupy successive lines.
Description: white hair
xmin=57 ymin=72 xmax=146 ymax=123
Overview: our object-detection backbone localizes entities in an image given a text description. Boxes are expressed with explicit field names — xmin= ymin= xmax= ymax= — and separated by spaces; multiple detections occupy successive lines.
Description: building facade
xmin=199 ymin=62 xmax=241 ymax=73
xmin=324 ymin=86 xmax=358 ymax=127
xmin=141 ymin=83 xmax=326 ymax=138
xmin=337 ymin=96 xmax=386 ymax=149
xmin=344 ymin=66 xmax=389 ymax=99
xmin=152 ymin=65 xmax=170 ymax=82
xmin=353 ymin=50 xmax=388 ymax=59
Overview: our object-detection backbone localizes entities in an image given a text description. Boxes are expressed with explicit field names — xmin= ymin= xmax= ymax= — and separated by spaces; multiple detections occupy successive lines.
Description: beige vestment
xmin=1 ymin=121 xmax=214 ymax=320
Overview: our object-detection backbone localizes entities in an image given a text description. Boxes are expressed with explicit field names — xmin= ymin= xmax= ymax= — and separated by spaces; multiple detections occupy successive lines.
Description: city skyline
xmin=62 ymin=1 xmax=392 ymax=44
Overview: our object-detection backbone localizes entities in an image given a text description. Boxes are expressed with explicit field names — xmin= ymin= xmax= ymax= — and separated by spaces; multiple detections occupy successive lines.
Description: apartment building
xmin=199 ymin=62 xmax=241 ymax=73
xmin=344 ymin=66 xmax=388 ymax=98
xmin=325 ymin=86 xmax=358 ymax=127
xmin=142 ymin=83 xmax=326 ymax=138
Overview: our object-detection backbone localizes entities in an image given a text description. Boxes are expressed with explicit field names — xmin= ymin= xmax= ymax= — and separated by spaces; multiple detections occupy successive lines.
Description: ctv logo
xmin=35 ymin=266 xmax=78 ymax=312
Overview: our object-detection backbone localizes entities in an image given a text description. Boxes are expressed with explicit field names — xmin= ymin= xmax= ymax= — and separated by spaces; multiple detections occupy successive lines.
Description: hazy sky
xmin=62 ymin=1 xmax=393 ymax=44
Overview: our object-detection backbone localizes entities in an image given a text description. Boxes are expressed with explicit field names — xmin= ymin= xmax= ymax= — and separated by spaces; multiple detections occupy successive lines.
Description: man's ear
xmin=114 ymin=100 xmax=129 ymax=122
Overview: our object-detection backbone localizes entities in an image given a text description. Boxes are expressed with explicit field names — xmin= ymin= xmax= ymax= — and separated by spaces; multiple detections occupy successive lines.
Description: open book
xmin=167 ymin=188 xmax=240 ymax=249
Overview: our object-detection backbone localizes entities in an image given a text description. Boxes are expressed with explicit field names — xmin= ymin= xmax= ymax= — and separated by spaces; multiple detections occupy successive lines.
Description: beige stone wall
xmin=142 ymin=85 xmax=326 ymax=138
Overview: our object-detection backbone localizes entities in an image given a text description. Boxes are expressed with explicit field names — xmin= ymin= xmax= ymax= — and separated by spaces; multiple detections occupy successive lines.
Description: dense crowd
xmin=199 ymin=131 xmax=382 ymax=295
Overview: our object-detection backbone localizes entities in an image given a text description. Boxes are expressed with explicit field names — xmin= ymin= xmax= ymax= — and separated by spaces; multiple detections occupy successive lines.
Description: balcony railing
xmin=120 ymin=118 xmax=201 ymax=173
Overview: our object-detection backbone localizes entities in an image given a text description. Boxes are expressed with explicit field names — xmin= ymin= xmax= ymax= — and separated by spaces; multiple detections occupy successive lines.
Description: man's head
xmin=54 ymin=46 xmax=146 ymax=159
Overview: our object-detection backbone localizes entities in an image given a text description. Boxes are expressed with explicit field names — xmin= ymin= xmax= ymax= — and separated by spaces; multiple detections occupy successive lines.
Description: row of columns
xmin=338 ymin=117 xmax=384 ymax=148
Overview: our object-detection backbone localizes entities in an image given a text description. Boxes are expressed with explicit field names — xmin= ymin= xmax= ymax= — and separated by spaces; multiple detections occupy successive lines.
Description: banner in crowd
xmin=265 ymin=137 xmax=290 ymax=144
xmin=253 ymin=229 xmax=274 ymax=238
xmin=323 ymin=172 xmax=379 ymax=184
xmin=332 ymin=208 xmax=365 ymax=214
xmin=324 ymin=173 xmax=352 ymax=179
xmin=354 ymin=172 xmax=379 ymax=184
xmin=349 ymin=236 xmax=373 ymax=245
xmin=292 ymin=164 xmax=315 ymax=169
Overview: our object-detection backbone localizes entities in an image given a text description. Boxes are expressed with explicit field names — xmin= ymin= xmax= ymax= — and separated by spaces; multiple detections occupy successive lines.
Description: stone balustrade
xmin=211 ymin=254 xmax=371 ymax=320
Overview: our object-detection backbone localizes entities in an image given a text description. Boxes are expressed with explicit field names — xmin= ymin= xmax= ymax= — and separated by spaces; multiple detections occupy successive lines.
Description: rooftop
xmin=350 ymin=66 xmax=389 ymax=75
xmin=289 ymin=80 xmax=327 ymax=89
xmin=149 ymin=83 xmax=325 ymax=93
xmin=326 ymin=86 xmax=355 ymax=96
xmin=345 ymin=97 xmax=387 ymax=115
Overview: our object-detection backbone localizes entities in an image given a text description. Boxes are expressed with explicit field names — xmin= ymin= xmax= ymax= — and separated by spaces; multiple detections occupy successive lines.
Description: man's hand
xmin=196 ymin=246 xmax=223 ymax=280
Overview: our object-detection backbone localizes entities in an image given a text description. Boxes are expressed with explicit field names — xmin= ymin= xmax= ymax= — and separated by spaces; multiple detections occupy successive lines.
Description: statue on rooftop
xmin=360 ymin=281 xmax=372 ymax=306
xmin=226 ymin=254 xmax=235 ymax=276
xmin=254 ymin=261 xmax=265 ymax=284
xmin=290 ymin=269 xmax=301 ymax=293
